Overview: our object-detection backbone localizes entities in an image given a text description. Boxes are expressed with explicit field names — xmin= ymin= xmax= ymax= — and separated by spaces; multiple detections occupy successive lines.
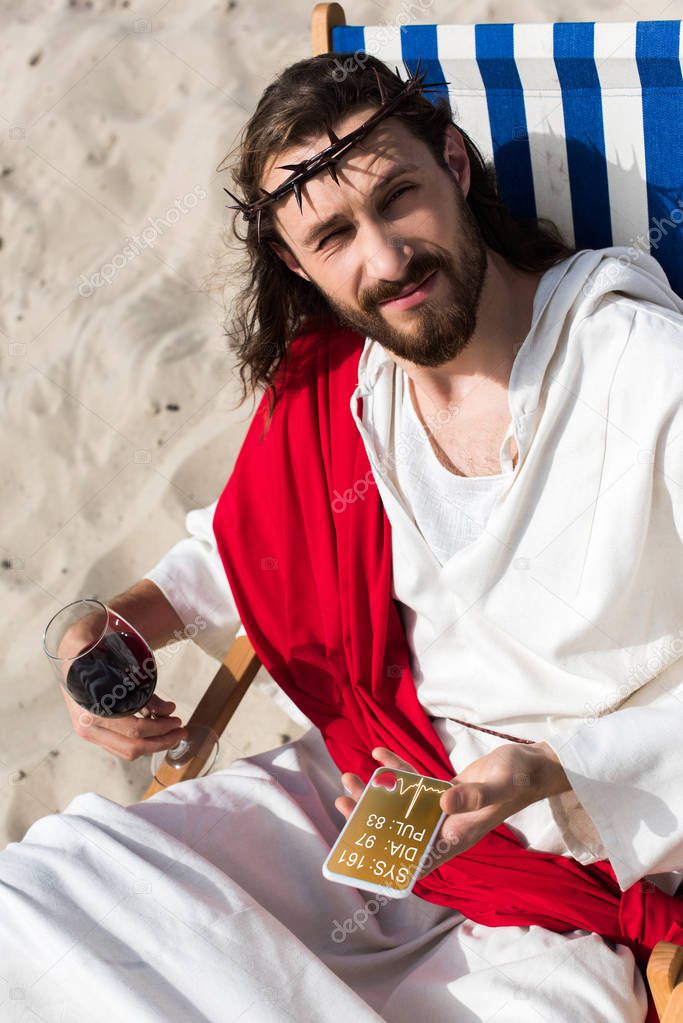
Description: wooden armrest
xmin=311 ymin=2 xmax=346 ymax=56
xmin=142 ymin=634 xmax=261 ymax=799
xmin=647 ymin=941 xmax=683 ymax=1021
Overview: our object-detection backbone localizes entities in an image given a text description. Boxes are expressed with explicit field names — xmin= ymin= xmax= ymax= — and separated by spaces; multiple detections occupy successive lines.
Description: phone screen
xmin=322 ymin=766 xmax=453 ymax=899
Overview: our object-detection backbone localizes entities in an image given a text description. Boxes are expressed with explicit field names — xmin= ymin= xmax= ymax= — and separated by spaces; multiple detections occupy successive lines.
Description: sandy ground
xmin=1 ymin=0 xmax=676 ymax=847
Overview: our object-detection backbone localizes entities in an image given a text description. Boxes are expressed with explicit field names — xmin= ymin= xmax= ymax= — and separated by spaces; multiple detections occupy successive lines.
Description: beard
xmin=319 ymin=180 xmax=488 ymax=367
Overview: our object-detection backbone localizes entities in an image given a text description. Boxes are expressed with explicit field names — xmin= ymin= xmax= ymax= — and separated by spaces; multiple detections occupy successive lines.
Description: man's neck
xmin=387 ymin=250 xmax=545 ymax=412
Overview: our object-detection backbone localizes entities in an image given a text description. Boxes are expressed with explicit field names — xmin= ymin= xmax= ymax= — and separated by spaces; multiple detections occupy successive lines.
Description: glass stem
xmin=167 ymin=738 xmax=192 ymax=760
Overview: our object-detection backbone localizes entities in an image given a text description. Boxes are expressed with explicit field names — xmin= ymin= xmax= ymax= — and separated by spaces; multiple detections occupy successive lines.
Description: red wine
xmin=66 ymin=630 xmax=157 ymax=717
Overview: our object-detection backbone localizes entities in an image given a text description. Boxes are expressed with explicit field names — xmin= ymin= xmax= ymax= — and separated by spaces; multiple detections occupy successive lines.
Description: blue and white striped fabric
xmin=331 ymin=21 xmax=683 ymax=298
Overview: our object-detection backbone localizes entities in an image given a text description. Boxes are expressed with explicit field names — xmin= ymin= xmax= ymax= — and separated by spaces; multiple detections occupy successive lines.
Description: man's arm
xmin=104 ymin=578 xmax=186 ymax=650
xmin=542 ymin=688 xmax=683 ymax=893
xmin=539 ymin=363 xmax=683 ymax=893
xmin=142 ymin=500 xmax=244 ymax=662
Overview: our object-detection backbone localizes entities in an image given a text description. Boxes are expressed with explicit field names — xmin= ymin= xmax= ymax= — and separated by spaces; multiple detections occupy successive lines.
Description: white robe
xmin=147 ymin=245 xmax=683 ymax=895
xmin=0 ymin=729 xmax=647 ymax=1022
xmin=1 ymin=247 xmax=680 ymax=1020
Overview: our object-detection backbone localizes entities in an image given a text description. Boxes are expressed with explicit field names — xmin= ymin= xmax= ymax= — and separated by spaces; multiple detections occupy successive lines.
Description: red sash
xmin=213 ymin=319 xmax=682 ymax=1021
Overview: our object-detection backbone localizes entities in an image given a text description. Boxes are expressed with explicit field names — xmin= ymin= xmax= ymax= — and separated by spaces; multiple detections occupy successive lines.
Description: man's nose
xmin=361 ymin=225 xmax=413 ymax=283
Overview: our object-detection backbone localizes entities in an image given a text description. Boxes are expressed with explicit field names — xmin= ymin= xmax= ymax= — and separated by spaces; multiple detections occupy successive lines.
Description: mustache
xmin=362 ymin=258 xmax=445 ymax=309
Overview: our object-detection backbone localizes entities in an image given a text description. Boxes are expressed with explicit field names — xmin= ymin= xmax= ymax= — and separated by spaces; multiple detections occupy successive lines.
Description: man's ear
xmin=442 ymin=124 xmax=471 ymax=199
xmin=269 ymin=240 xmax=311 ymax=282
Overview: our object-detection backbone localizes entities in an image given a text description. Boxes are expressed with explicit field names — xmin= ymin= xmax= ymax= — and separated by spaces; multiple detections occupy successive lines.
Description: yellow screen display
xmin=323 ymin=767 xmax=453 ymax=896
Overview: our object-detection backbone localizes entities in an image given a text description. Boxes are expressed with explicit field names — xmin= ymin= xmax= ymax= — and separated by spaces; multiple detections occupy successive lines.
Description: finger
xmin=334 ymin=772 xmax=364 ymax=819
xmin=76 ymin=708 xmax=186 ymax=741
xmin=370 ymin=746 xmax=418 ymax=774
xmin=340 ymin=772 xmax=364 ymax=800
xmin=334 ymin=795 xmax=357 ymax=819
xmin=79 ymin=721 xmax=190 ymax=761
xmin=440 ymin=781 xmax=490 ymax=816
xmin=100 ymin=714 xmax=186 ymax=740
xmin=437 ymin=788 xmax=505 ymax=849
xmin=438 ymin=810 xmax=498 ymax=853
xmin=144 ymin=695 xmax=177 ymax=717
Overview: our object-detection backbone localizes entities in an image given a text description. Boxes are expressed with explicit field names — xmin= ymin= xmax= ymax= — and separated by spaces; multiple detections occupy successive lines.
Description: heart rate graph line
xmin=386 ymin=775 xmax=451 ymax=818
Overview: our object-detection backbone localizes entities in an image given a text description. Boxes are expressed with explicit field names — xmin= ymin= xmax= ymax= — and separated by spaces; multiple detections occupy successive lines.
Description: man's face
xmin=262 ymin=104 xmax=488 ymax=367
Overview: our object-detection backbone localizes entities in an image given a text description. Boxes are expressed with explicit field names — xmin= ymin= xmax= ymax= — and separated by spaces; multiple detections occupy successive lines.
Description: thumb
xmin=440 ymin=781 xmax=491 ymax=815
xmin=145 ymin=694 xmax=177 ymax=717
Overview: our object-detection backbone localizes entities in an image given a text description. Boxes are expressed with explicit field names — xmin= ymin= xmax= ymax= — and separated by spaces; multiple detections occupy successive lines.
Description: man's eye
xmin=319 ymin=226 xmax=347 ymax=248
xmin=318 ymin=185 xmax=416 ymax=250
xmin=386 ymin=184 xmax=414 ymax=206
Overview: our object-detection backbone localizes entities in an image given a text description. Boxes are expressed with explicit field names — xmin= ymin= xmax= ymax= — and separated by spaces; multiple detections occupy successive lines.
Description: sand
xmin=1 ymin=0 xmax=674 ymax=847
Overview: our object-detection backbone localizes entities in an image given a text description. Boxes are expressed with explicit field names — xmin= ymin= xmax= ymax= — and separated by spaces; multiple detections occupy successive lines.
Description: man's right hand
xmin=61 ymin=687 xmax=189 ymax=762
xmin=55 ymin=579 xmax=191 ymax=762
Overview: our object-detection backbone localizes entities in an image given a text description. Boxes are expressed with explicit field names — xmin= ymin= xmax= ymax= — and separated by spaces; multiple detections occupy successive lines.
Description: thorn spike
xmin=292 ymin=180 xmax=303 ymax=214
xmin=372 ymin=66 xmax=388 ymax=104
xmin=223 ymin=187 xmax=247 ymax=210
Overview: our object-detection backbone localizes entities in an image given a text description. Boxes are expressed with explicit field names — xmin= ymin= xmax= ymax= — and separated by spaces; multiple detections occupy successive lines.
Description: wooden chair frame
xmin=142 ymin=4 xmax=683 ymax=1019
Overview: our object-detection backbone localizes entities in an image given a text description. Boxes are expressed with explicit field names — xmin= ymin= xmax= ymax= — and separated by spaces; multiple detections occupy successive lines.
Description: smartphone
xmin=322 ymin=765 xmax=453 ymax=899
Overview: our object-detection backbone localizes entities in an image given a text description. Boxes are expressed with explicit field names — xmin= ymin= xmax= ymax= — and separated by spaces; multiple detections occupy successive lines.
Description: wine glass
xmin=43 ymin=598 xmax=219 ymax=786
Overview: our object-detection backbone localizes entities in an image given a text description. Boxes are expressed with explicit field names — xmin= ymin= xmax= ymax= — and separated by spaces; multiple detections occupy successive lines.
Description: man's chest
xmin=434 ymin=427 xmax=518 ymax=476
xmin=415 ymin=403 xmax=518 ymax=477
xmin=407 ymin=376 xmax=518 ymax=478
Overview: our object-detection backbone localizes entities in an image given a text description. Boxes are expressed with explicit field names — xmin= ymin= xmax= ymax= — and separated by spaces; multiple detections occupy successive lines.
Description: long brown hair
xmin=213 ymin=52 xmax=575 ymax=418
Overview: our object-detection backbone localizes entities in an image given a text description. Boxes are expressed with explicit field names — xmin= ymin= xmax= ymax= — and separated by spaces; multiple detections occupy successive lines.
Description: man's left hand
xmin=335 ymin=741 xmax=571 ymax=880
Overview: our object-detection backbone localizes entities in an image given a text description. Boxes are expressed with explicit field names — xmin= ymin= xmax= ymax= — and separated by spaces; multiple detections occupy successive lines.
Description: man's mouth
xmin=378 ymin=270 xmax=438 ymax=309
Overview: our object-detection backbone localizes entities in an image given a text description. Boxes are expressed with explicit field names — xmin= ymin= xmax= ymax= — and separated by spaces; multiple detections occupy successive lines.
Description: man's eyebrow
xmin=300 ymin=162 xmax=422 ymax=250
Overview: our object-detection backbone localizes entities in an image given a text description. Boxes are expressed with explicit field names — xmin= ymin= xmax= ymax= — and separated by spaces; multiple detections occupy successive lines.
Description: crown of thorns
xmin=223 ymin=56 xmax=450 ymax=243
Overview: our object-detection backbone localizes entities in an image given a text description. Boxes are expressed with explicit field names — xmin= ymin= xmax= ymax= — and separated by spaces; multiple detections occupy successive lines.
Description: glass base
xmin=150 ymin=724 xmax=219 ymax=786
